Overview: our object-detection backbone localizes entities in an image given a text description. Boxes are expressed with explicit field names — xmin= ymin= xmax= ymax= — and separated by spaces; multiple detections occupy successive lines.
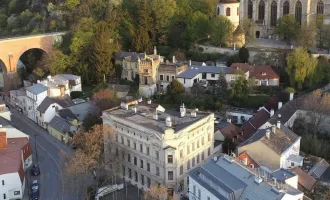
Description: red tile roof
xmin=237 ymin=151 xmax=260 ymax=168
xmin=241 ymin=108 xmax=270 ymax=139
xmin=0 ymin=137 xmax=31 ymax=184
xmin=229 ymin=63 xmax=279 ymax=80
xmin=218 ymin=123 xmax=243 ymax=144
xmin=289 ymin=167 xmax=317 ymax=191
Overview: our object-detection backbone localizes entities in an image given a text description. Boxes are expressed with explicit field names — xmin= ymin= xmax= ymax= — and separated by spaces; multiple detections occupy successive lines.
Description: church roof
xmin=218 ymin=0 xmax=238 ymax=4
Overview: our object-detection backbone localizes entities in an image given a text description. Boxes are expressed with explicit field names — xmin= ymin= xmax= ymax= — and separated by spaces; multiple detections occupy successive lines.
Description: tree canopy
xmin=276 ymin=14 xmax=300 ymax=43
xmin=167 ymin=79 xmax=185 ymax=95
xmin=211 ymin=15 xmax=234 ymax=46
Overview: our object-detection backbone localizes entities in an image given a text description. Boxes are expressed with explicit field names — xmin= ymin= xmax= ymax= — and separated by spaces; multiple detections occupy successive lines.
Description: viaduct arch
xmin=0 ymin=32 xmax=66 ymax=94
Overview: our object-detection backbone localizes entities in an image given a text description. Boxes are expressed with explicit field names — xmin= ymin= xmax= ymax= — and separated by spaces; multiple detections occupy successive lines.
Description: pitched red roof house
xmin=289 ymin=167 xmax=317 ymax=191
xmin=236 ymin=151 xmax=260 ymax=169
xmin=241 ymin=108 xmax=270 ymax=140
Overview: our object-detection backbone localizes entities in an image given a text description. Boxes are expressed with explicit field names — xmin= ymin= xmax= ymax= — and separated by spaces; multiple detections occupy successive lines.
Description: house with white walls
xmin=24 ymin=83 xmax=47 ymax=123
xmin=226 ymin=107 xmax=255 ymax=124
xmin=36 ymin=95 xmax=75 ymax=129
xmin=0 ymin=125 xmax=32 ymax=200
xmin=238 ymin=122 xmax=303 ymax=172
xmin=188 ymin=154 xmax=303 ymax=200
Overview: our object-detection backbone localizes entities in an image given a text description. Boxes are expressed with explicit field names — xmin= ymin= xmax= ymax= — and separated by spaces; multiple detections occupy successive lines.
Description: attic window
xmin=262 ymin=72 xmax=266 ymax=76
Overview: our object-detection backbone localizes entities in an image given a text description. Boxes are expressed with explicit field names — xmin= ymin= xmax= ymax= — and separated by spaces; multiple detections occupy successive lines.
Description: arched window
xmin=226 ymin=7 xmax=231 ymax=16
xmin=295 ymin=1 xmax=302 ymax=25
xmin=283 ymin=1 xmax=290 ymax=15
xmin=217 ymin=7 xmax=220 ymax=15
xmin=258 ymin=0 xmax=265 ymax=21
xmin=317 ymin=0 xmax=324 ymax=15
xmin=248 ymin=0 xmax=253 ymax=19
xmin=271 ymin=1 xmax=277 ymax=26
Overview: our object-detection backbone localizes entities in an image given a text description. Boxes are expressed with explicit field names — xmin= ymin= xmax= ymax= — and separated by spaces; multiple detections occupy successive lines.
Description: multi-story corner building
xmin=24 ymin=83 xmax=47 ymax=122
xmin=102 ymin=100 xmax=215 ymax=196
xmin=114 ymin=48 xmax=163 ymax=97
xmin=157 ymin=60 xmax=188 ymax=92
xmin=239 ymin=0 xmax=329 ymax=38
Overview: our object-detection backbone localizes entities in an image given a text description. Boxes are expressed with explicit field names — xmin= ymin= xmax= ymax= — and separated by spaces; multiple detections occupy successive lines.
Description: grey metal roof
xmin=189 ymin=155 xmax=303 ymax=200
xmin=58 ymin=108 xmax=77 ymax=120
xmin=48 ymin=116 xmax=72 ymax=133
xmin=37 ymin=95 xmax=75 ymax=113
xmin=271 ymin=168 xmax=296 ymax=182
xmin=114 ymin=51 xmax=146 ymax=61
xmin=68 ymin=102 xmax=96 ymax=121
xmin=177 ymin=66 xmax=229 ymax=79
xmin=26 ymin=84 xmax=47 ymax=95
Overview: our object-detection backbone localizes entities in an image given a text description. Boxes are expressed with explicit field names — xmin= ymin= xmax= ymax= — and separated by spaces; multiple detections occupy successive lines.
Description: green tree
xmin=19 ymin=9 xmax=32 ymax=27
xmin=215 ymin=68 xmax=228 ymax=101
xmin=320 ymin=24 xmax=330 ymax=53
xmin=49 ymin=50 xmax=73 ymax=75
xmin=132 ymin=27 xmax=152 ymax=53
xmin=238 ymin=46 xmax=249 ymax=63
xmin=298 ymin=23 xmax=316 ymax=49
xmin=0 ymin=14 xmax=7 ymax=29
xmin=66 ymin=0 xmax=80 ymax=9
xmin=211 ymin=15 xmax=234 ymax=46
xmin=167 ymin=79 xmax=184 ymax=95
xmin=276 ymin=14 xmax=300 ymax=43
xmin=90 ymin=21 xmax=117 ymax=82
xmin=183 ymin=11 xmax=210 ymax=42
xmin=137 ymin=0 xmax=153 ymax=31
xmin=229 ymin=70 xmax=251 ymax=106
xmin=286 ymin=48 xmax=317 ymax=88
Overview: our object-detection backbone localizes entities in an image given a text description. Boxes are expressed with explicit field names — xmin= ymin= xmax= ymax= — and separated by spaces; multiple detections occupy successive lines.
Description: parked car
xmin=31 ymin=180 xmax=39 ymax=191
xmin=31 ymin=189 xmax=39 ymax=200
xmin=31 ymin=164 xmax=40 ymax=176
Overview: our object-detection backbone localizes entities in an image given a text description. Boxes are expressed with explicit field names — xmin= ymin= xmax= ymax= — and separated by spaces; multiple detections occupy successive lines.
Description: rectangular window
xmin=14 ymin=191 xmax=20 ymax=195
xmin=208 ymin=148 xmax=211 ymax=156
xmin=192 ymin=142 xmax=195 ymax=151
xmin=135 ymin=171 xmax=138 ymax=182
xmin=160 ymin=75 xmax=164 ymax=80
xmin=208 ymin=133 xmax=211 ymax=142
xmin=202 ymin=136 xmax=204 ymax=145
xmin=184 ymin=78 xmax=186 ymax=84
xmin=141 ymin=175 xmax=144 ymax=185
xmin=121 ymin=136 xmax=124 ymax=144
xmin=180 ymin=165 xmax=183 ymax=175
xmin=129 ymin=168 xmax=132 ymax=178
xmin=147 ymin=178 xmax=151 ymax=187
xmin=134 ymin=157 xmax=137 ymax=165
xmin=140 ymin=159 xmax=144 ymax=169
xmin=2 ymin=180 xmax=4 ymax=185
xmin=115 ymin=148 xmax=119 ymax=156
xmin=192 ymin=157 xmax=195 ymax=167
xmin=127 ymin=139 xmax=130 ymax=147
xmin=167 ymin=155 xmax=173 ymax=164
xmin=128 ymin=153 xmax=131 ymax=162
xmin=122 ymin=165 xmax=126 ymax=176
xmin=168 ymin=171 xmax=174 ymax=180
xmin=134 ymin=143 xmax=136 ymax=150
xmin=193 ymin=185 xmax=196 ymax=195
xmin=211 ymin=73 xmax=215 ymax=77
xmin=144 ymin=69 xmax=148 ymax=73
xmin=3 ymin=194 xmax=6 ymax=199
xmin=140 ymin=144 xmax=143 ymax=152
xmin=166 ymin=75 xmax=170 ymax=81
xmin=180 ymin=149 xmax=183 ymax=159
xmin=187 ymin=160 xmax=190 ymax=170
xmin=171 ymin=75 xmax=175 ymax=81
xmin=147 ymin=163 xmax=150 ymax=172
xmin=156 ymin=151 xmax=159 ymax=160
xmin=197 ymin=154 xmax=200 ymax=164
xmin=187 ymin=145 xmax=190 ymax=154
xmin=207 ymin=197 xmax=210 ymax=200
xmin=197 ymin=140 xmax=200 ymax=149
xmin=198 ymin=189 xmax=201 ymax=199
xmin=122 ymin=151 xmax=125 ymax=160
xmin=147 ymin=147 xmax=150 ymax=155
xmin=156 ymin=167 xmax=160 ymax=176
xmin=202 ymin=152 xmax=205 ymax=161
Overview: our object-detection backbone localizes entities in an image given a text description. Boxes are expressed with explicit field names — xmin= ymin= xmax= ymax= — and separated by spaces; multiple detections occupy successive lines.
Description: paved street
xmin=9 ymin=107 xmax=83 ymax=200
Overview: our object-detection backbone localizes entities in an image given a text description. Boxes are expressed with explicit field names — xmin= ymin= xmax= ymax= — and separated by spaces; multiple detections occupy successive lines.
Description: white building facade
xmin=102 ymin=101 xmax=215 ymax=197
xmin=217 ymin=0 xmax=240 ymax=28
xmin=24 ymin=84 xmax=47 ymax=122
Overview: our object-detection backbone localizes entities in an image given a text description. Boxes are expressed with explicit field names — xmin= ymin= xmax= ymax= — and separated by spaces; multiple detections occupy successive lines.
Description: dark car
xmin=32 ymin=180 xmax=39 ymax=192
xmin=31 ymin=189 xmax=39 ymax=200
xmin=31 ymin=164 xmax=40 ymax=176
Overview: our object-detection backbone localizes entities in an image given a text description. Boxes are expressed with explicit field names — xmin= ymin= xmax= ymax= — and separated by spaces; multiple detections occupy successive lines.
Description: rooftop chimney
xmin=180 ymin=103 xmax=186 ymax=117
xmin=166 ymin=116 xmax=172 ymax=127
xmin=266 ymin=129 xmax=271 ymax=139
xmin=147 ymin=100 xmax=152 ymax=104
xmin=0 ymin=132 xmax=7 ymax=150
xmin=138 ymin=97 xmax=143 ymax=103
xmin=271 ymin=125 xmax=276 ymax=134
xmin=227 ymin=118 xmax=231 ymax=123
xmin=191 ymin=111 xmax=197 ymax=117
xmin=47 ymin=75 xmax=51 ymax=80
xmin=270 ymin=109 xmax=274 ymax=117
xmin=278 ymin=102 xmax=282 ymax=110
xmin=153 ymin=110 xmax=158 ymax=120
xmin=172 ymin=56 xmax=176 ymax=64
xmin=154 ymin=46 xmax=157 ymax=55
xmin=290 ymin=93 xmax=294 ymax=101
xmin=277 ymin=121 xmax=281 ymax=129
xmin=189 ymin=60 xmax=192 ymax=66
xmin=133 ymin=107 xmax=137 ymax=113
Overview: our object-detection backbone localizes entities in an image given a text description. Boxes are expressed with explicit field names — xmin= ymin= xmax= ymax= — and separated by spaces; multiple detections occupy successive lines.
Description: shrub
xmin=238 ymin=46 xmax=249 ymax=63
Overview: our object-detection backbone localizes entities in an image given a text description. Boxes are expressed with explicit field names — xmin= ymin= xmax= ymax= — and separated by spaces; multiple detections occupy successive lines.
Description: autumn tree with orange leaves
xmin=143 ymin=185 xmax=180 ymax=200
xmin=92 ymin=88 xmax=119 ymax=111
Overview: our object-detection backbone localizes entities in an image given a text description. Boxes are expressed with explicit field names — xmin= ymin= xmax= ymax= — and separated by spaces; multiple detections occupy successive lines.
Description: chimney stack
xmin=0 ymin=132 xmax=7 ymax=150
xmin=290 ymin=93 xmax=294 ymax=101
xmin=154 ymin=46 xmax=157 ymax=55
xmin=133 ymin=107 xmax=137 ymax=113
xmin=147 ymin=100 xmax=152 ymax=104
xmin=270 ymin=109 xmax=274 ymax=117
xmin=166 ymin=116 xmax=172 ymax=127
xmin=153 ymin=110 xmax=158 ymax=120
xmin=278 ymin=102 xmax=282 ymax=110
xmin=172 ymin=56 xmax=176 ymax=64
xmin=271 ymin=125 xmax=276 ymax=134
xmin=277 ymin=121 xmax=281 ymax=129
xmin=180 ymin=103 xmax=186 ymax=117
xmin=266 ymin=129 xmax=271 ymax=139
xmin=227 ymin=118 xmax=232 ymax=123
xmin=191 ymin=111 xmax=197 ymax=117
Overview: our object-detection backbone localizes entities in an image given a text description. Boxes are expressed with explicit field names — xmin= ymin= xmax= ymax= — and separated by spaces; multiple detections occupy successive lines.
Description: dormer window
xmin=262 ymin=72 xmax=266 ymax=76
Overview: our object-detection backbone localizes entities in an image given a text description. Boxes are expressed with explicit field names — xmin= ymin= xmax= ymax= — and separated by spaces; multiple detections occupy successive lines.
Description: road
xmin=9 ymin=107 xmax=83 ymax=200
